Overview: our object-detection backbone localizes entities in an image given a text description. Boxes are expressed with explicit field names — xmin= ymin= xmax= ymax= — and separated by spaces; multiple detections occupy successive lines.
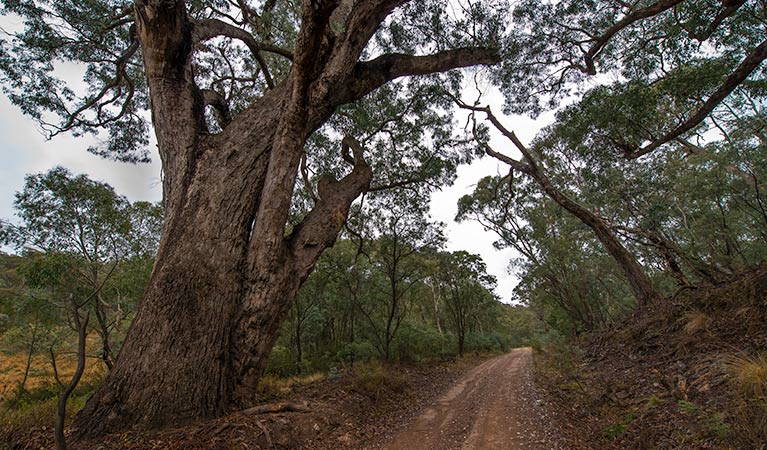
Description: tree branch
xmin=192 ymin=19 xmax=293 ymax=89
xmin=192 ymin=18 xmax=293 ymax=60
xmin=687 ymin=0 xmax=747 ymax=41
xmin=51 ymin=36 xmax=139 ymax=136
xmin=289 ymin=135 xmax=373 ymax=280
xmin=192 ymin=18 xmax=295 ymax=89
xmin=246 ymin=1 xmax=342 ymax=269
xmin=201 ymin=88 xmax=232 ymax=127
xmin=300 ymin=152 xmax=318 ymax=203
xmin=318 ymin=0 xmax=410 ymax=95
xmin=334 ymin=47 xmax=500 ymax=106
xmin=626 ymin=39 xmax=767 ymax=159
xmin=449 ymin=94 xmax=538 ymax=174
xmin=580 ymin=0 xmax=685 ymax=75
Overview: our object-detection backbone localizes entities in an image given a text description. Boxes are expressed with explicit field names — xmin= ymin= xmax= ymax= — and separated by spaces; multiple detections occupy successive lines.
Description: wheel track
xmin=370 ymin=348 xmax=562 ymax=450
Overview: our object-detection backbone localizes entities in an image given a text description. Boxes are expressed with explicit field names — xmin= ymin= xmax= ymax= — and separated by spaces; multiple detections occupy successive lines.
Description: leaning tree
xmin=453 ymin=0 xmax=766 ymax=307
xmin=0 ymin=0 xmax=503 ymax=437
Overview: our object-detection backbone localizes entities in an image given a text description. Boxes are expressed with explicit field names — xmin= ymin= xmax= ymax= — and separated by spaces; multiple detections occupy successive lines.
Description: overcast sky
xmin=0 ymin=81 xmax=552 ymax=303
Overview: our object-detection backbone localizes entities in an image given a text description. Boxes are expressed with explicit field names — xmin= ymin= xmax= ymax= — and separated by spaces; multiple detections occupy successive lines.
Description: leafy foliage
xmin=0 ymin=168 xmax=161 ymax=378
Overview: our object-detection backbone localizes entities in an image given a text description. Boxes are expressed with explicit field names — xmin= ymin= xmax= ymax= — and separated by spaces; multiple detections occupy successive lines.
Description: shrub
xmin=264 ymin=345 xmax=296 ymax=377
xmin=335 ymin=341 xmax=376 ymax=367
xmin=464 ymin=331 xmax=509 ymax=354
xmin=724 ymin=352 xmax=767 ymax=446
xmin=352 ymin=363 xmax=405 ymax=399
xmin=392 ymin=323 xmax=452 ymax=363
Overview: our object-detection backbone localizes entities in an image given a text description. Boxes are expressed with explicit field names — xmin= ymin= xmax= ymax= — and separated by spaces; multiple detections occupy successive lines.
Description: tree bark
xmin=56 ymin=301 xmax=89 ymax=450
xmin=92 ymin=296 xmax=114 ymax=370
xmin=71 ymin=0 xmax=498 ymax=438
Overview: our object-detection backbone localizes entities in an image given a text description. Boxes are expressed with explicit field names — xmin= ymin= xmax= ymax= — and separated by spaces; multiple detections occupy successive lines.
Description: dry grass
xmin=724 ymin=353 xmax=767 ymax=447
xmin=258 ymin=371 xmax=326 ymax=398
xmin=349 ymin=362 xmax=407 ymax=399
xmin=681 ymin=309 xmax=709 ymax=335
xmin=724 ymin=353 xmax=767 ymax=400
xmin=1 ymin=346 xmax=107 ymax=399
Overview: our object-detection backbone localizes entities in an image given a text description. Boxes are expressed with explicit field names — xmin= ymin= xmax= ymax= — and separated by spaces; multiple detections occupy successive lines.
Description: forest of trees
xmin=0 ymin=168 xmax=533 ymax=377
xmin=0 ymin=0 xmax=765 ymax=447
xmin=0 ymin=167 xmax=539 ymax=448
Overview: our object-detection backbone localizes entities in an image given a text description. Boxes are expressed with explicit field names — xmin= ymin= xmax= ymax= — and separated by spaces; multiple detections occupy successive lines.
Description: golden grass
xmin=724 ymin=353 xmax=767 ymax=399
xmin=722 ymin=353 xmax=767 ymax=446
xmin=258 ymin=371 xmax=326 ymax=397
xmin=1 ymin=341 xmax=107 ymax=399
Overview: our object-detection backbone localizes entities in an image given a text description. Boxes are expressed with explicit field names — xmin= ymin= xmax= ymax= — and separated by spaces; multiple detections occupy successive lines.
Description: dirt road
xmin=372 ymin=348 xmax=561 ymax=450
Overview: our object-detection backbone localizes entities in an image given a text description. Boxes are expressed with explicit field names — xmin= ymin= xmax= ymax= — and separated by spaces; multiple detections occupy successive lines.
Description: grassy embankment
xmin=533 ymin=267 xmax=767 ymax=449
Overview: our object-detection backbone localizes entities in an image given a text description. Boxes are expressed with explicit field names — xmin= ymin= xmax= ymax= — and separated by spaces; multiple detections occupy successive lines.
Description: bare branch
xmin=448 ymin=93 xmax=538 ymax=173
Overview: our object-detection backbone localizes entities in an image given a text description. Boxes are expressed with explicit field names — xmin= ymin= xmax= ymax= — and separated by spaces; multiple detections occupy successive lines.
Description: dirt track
xmin=371 ymin=348 xmax=561 ymax=450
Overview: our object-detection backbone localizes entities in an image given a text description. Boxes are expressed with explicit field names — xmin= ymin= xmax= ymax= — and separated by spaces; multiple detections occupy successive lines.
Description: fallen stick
xmin=242 ymin=401 xmax=312 ymax=415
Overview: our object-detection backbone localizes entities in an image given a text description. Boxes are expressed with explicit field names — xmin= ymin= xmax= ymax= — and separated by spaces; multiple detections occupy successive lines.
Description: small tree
xmin=358 ymin=192 xmax=444 ymax=361
xmin=438 ymin=251 xmax=496 ymax=356
xmin=2 ymin=167 xmax=160 ymax=369
xmin=1 ymin=168 xmax=161 ymax=449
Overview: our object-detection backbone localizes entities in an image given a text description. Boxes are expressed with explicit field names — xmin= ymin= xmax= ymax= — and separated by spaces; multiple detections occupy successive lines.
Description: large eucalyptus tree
xmin=0 ymin=0 xmax=502 ymax=436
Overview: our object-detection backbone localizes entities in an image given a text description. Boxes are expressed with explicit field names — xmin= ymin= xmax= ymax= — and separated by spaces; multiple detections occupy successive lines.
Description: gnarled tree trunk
xmin=72 ymin=0 xmax=498 ymax=438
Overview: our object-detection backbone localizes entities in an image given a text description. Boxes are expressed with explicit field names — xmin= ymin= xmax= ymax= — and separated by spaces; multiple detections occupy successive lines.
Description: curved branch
xmin=289 ymin=135 xmax=373 ymax=279
xmin=334 ymin=47 xmax=500 ymax=106
xmin=320 ymin=0 xmax=410 ymax=87
xmin=192 ymin=18 xmax=295 ymax=89
xmin=581 ymin=0 xmax=686 ymax=75
xmin=192 ymin=18 xmax=293 ymax=60
xmin=626 ymin=39 xmax=767 ymax=159
xmin=453 ymin=97 xmax=659 ymax=305
xmin=448 ymin=94 xmax=538 ymax=173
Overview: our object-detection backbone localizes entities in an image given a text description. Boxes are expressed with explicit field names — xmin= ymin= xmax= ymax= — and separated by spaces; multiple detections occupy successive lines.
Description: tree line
xmin=0 ymin=168 xmax=532 ymax=381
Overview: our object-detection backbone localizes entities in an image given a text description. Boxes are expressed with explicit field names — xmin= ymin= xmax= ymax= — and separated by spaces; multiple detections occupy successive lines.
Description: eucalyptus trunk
xmin=71 ymin=0 xmax=498 ymax=438
xmin=474 ymin=107 xmax=659 ymax=307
